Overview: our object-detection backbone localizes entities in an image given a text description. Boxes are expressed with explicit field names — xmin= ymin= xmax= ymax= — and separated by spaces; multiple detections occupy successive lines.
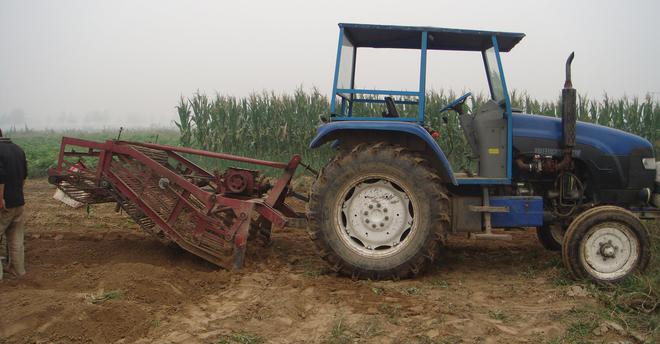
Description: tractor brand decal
xmin=533 ymin=147 xmax=581 ymax=158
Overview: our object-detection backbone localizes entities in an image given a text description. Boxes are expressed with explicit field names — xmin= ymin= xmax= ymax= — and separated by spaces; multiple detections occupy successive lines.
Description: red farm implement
xmin=47 ymin=137 xmax=305 ymax=269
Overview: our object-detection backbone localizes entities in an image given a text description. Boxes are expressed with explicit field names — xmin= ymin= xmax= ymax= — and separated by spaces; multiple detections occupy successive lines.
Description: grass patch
xmin=488 ymin=309 xmax=509 ymax=322
xmin=88 ymin=290 xmax=123 ymax=304
xmin=322 ymin=318 xmax=352 ymax=344
xmin=370 ymin=286 xmax=384 ymax=295
xmin=357 ymin=318 xmax=383 ymax=339
xmin=430 ymin=278 xmax=450 ymax=289
xmin=563 ymin=320 xmax=597 ymax=344
xmin=301 ymin=260 xmax=325 ymax=279
xmin=214 ymin=331 xmax=265 ymax=344
xmin=377 ymin=303 xmax=402 ymax=324
xmin=518 ymin=264 xmax=537 ymax=279
xmin=322 ymin=317 xmax=383 ymax=344
xmin=551 ymin=269 xmax=575 ymax=287
xmin=403 ymin=286 xmax=422 ymax=295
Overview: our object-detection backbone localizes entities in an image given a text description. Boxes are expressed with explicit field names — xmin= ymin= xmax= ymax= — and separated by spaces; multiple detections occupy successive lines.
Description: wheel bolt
xmin=384 ymin=216 xmax=389 ymax=221
xmin=364 ymin=211 xmax=368 ymax=215
xmin=365 ymin=219 xmax=370 ymax=223
xmin=376 ymin=203 xmax=381 ymax=208
xmin=380 ymin=223 xmax=384 ymax=227
xmin=369 ymin=205 xmax=373 ymax=209
xmin=384 ymin=208 xmax=388 ymax=212
xmin=372 ymin=224 xmax=376 ymax=229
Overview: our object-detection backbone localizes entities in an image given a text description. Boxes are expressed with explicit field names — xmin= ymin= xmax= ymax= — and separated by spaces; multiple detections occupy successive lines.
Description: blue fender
xmin=309 ymin=121 xmax=457 ymax=185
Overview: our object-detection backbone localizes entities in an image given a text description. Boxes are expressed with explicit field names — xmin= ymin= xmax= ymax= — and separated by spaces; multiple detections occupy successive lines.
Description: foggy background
xmin=1 ymin=0 xmax=659 ymax=130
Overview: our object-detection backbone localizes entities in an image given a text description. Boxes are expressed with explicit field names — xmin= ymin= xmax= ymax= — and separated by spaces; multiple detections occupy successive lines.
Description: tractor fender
xmin=309 ymin=121 xmax=457 ymax=185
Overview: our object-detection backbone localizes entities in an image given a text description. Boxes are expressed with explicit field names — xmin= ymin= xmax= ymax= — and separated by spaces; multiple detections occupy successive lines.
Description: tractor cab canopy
xmin=331 ymin=23 xmax=525 ymax=122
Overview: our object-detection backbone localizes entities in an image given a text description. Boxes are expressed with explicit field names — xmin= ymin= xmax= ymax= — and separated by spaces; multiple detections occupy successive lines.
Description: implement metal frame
xmin=48 ymin=137 xmax=303 ymax=269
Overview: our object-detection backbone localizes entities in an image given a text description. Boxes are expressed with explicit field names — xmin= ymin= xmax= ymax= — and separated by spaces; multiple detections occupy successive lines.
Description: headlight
xmin=642 ymin=158 xmax=656 ymax=170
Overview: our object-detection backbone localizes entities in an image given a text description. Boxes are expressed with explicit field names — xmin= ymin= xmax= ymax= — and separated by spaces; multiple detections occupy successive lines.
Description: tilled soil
xmin=0 ymin=180 xmax=628 ymax=343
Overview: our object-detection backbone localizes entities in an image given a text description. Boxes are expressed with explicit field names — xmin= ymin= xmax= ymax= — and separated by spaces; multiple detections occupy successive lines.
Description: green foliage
xmin=178 ymin=89 xmax=659 ymax=173
xmin=323 ymin=318 xmax=352 ymax=344
xmin=8 ymin=88 xmax=659 ymax=179
xmin=488 ymin=309 xmax=509 ymax=322
xmin=214 ymin=331 xmax=265 ymax=344
xmin=177 ymin=88 xmax=330 ymax=169
xmin=10 ymin=128 xmax=179 ymax=178
xmin=89 ymin=290 xmax=124 ymax=304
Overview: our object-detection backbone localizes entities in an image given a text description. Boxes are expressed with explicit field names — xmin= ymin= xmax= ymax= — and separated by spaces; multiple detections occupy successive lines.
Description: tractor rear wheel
xmin=561 ymin=206 xmax=650 ymax=285
xmin=307 ymin=143 xmax=450 ymax=280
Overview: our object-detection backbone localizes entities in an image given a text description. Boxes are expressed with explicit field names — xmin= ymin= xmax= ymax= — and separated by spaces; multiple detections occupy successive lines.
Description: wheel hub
xmin=581 ymin=223 xmax=639 ymax=279
xmin=598 ymin=241 xmax=617 ymax=260
xmin=340 ymin=179 xmax=413 ymax=253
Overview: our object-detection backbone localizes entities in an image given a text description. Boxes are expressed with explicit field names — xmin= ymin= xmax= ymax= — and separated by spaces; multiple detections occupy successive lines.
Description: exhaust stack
xmin=562 ymin=52 xmax=577 ymax=150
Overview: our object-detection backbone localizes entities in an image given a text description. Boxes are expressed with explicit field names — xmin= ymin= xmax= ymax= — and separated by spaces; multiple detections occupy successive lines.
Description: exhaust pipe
xmin=556 ymin=52 xmax=576 ymax=171
xmin=562 ymin=52 xmax=577 ymax=150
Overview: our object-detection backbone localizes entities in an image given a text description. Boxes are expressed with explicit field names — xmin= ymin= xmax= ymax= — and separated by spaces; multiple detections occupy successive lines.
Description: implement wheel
xmin=307 ymin=143 xmax=450 ymax=280
xmin=562 ymin=206 xmax=650 ymax=285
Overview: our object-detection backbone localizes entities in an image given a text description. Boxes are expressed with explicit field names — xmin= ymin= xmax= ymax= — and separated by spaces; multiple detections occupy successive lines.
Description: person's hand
xmin=0 ymin=198 xmax=5 ymax=210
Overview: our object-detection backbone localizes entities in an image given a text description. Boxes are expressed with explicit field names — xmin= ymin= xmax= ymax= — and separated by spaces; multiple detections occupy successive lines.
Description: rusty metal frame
xmin=48 ymin=137 xmax=304 ymax=269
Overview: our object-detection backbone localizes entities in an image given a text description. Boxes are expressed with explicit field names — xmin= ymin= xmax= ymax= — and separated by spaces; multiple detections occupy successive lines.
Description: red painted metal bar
xmin=55 ymin=137 xmax=109 ymax=174
xmin=167 ymin=190 xmax=189 ymax=225
xmin=62 ymin=151 xmax=101 ymax=157
xmin=265 ymin=155 xmax=301 ymax=207
xmin=121 ymin=141 xmax=290 ymax=169
xmin=109 ymin=143 xmax=215 ymax=207
xmin=104 ymin=168 xmax=228 ymax=266
xmin=253 ymin=202 xmax=289 ymax=228
xmin=165 ymin=151 xmax=214 ymax=178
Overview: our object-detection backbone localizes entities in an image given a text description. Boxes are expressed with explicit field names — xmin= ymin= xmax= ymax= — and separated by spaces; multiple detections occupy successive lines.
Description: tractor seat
xmin=382 ymin=97 xmax=400 ymax=118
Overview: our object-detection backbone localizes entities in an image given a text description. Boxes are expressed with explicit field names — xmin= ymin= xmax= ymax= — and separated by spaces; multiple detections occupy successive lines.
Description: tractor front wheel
xmin=307 ymin=143 xmax=450 ymax=280
xmin=562 ymin=206 xmax=650 ymax=285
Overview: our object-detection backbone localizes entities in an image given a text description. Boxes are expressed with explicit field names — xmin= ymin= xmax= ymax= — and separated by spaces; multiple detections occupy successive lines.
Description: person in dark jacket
xmin=0 ymin=129 xmax=27 ymax=278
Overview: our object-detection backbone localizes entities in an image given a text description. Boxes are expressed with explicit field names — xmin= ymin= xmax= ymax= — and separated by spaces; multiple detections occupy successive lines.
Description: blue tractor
xmin=307 ymin=23 xmax=658 ymax=284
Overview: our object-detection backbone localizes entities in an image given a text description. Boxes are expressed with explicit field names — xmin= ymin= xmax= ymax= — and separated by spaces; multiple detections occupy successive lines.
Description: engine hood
xmin=512 ymin=113 xmax=653 ymax=156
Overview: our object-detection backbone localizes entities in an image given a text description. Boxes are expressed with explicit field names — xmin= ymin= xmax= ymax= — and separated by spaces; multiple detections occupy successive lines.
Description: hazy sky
xmin=1 ymin=0 xmax=659 ymax=129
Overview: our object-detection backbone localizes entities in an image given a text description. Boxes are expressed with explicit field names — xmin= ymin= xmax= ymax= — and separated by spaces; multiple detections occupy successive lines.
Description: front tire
xmin=307 ymin=143 xmax=450 ymax=279
xmin=561 ymin=206 xmax=650 ymax=285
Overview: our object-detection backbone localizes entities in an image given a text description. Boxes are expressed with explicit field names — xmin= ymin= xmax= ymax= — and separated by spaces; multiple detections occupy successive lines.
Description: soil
xmin=0 ymin=180 xmax=630 ymax=343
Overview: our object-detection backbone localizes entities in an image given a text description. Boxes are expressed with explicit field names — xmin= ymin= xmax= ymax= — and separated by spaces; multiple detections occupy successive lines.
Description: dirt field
xmin=0 ymin=180 xmax=639 ymax=343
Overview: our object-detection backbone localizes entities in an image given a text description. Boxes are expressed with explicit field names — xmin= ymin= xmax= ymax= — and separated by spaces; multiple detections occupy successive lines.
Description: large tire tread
xmin=307 ymin=142 xmax=450 ymax=280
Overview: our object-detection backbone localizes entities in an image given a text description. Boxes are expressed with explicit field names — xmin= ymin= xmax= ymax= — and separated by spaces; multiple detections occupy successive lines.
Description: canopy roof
xmin=339 ymin=23 xmax=525 ymax=52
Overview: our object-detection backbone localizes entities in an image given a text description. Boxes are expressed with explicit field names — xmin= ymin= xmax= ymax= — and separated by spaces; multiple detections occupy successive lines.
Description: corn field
xmin=175 ymin=88 xmax=659 ymax=172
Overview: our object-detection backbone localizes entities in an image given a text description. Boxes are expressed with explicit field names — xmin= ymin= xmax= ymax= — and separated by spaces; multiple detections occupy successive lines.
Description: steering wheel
xmin=439 ymin=92 xmax=472 ymax=114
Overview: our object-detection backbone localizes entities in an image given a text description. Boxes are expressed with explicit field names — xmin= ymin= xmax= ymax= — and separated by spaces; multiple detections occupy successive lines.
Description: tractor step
xmin=468 ymin=205 xmax=509 ymax=213
xmin=469 ymin=232 xmax=512 ymax=241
